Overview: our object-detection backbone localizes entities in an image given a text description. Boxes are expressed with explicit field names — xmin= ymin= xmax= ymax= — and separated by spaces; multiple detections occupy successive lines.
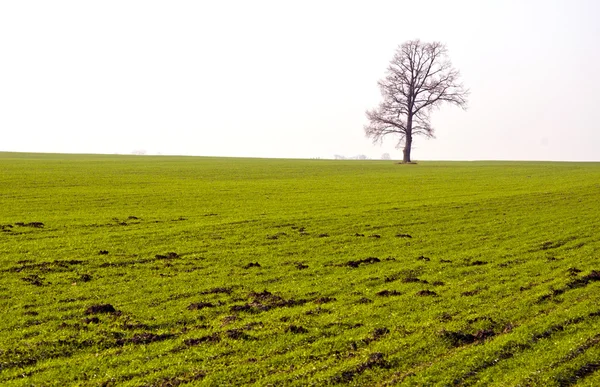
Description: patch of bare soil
xmin=85 ymin=304 xmax=118 ymax=314
xmin=417 ymin=290 xmax=438 ymax=297
xmin=187 ymin=302 xmax=215 ymax=310
xmin=345 ymin=257 xmax=380 ymax=268
xmin=184 ymin=333 xmax=221 ymax=346
xmin=313 ymin=296 xmax=336 ymax=304
xmin=15 ymin=222 xmax=44 ymax=228
xmin=376 ymin=290 xmax=401 ymax=297
xmin=286 ymin=325 xmax=308 ymax=334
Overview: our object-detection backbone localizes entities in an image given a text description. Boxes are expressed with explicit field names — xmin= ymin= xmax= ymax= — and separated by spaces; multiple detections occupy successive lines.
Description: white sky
xmin=1 ymin=0 xmax=599 ymax=160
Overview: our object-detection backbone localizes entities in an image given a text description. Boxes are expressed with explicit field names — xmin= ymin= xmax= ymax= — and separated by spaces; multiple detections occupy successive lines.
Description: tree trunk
xmin=403 ymin=114 xmax=413 ymax=163
xmin=403 ymin=136 xmax=412 ymax=163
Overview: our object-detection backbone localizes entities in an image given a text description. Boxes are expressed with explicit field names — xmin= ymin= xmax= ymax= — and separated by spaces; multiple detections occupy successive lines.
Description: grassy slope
xmin=1 ymin=152 xmax=600 ymax=386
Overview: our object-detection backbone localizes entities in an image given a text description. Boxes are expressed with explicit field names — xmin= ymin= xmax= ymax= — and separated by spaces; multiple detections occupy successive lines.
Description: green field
xmin=1 ymin=152 xmax=600 ymax=386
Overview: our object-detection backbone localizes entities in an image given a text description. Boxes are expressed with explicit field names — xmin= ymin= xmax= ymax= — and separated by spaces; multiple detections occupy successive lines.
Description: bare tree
xmin=381 ymin=153 xmax=391 ymax=160
xmin=365 ymin=40 xmax=469 ymax=163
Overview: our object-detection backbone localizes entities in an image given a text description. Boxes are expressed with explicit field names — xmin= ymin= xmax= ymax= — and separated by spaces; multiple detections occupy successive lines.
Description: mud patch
xmin=368 ymin=234 xmax=381 ymax=239
xmin=286 ymin=325 xmax=308 ymax=334
xmin=15 ymin=222 xmax=44 ymax=228
xmin=357 ymin=297 xmax=373 ymax=304
xmin=462 ymin=289 xmax=480 ymax=296
xmin=21 ymin=274 xmax=46 ymax=286
xmin=417 ymin=255 xmax=430 ymax=262
xmin=470 ymin=260 xmax=488 ymax=266
xmin=243 ymin=262 xmax=261 ymax=269
xmin=401 ymin=277 xmax=428 ymax=284
xmin=79 ymin=274 xmax=92 ymax=282
xmin=229 ymin=290 xmax=307 ymax=313
xmin=376 ymin=290 xmax=401 ymax=297
xmin=568 ymin=270 xmax=600 ymax=288
xmin=363 ymin=327 xmax=390 ymax=344
xmin=318 ymin=233 xmax=329 ymax=238
xmin=187 ymin=302 xmax=215 ymax=310
xmin=395 ymin=233 xmax=412 ymax=238
xmin=221 ymin=315 xmax=238 ymax=326
xmin=416 ymin=290 xmax=438 ymax=297
xmin=314 ymin=296 xmax=336 ymax=304
xmin=83 ymin=317 xmax=100 ymax=324
xmin=98 ymin=250 xmax=109 ymax=255
xmin=345 ymin=257 xmax=380 ymax=268
xmin=225 ymin=329 xmax=251 ymax=340
xmin=184 ymin=333 xmax=221 ymax=346
xmin=354 ymin=233 xmax=365 ymax=237
xmin=155 ymin=252 xmax=179 ymax=259
xmin=85 ymin=304 xmax=118 ymax=314
xmin=440 ymin=329 xmax=495 ymax=347
xmin=556 ymin=362 xmax=600 ymax=386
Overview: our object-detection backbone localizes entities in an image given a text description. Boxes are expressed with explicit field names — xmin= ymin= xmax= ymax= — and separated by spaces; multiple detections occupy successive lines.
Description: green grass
xmin=1 ymin=152 xmax=600 ymax=386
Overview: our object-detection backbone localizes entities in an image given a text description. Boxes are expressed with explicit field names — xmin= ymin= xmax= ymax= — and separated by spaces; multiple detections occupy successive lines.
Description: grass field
xmin=1 ymin=152 xmax=600 ymax=386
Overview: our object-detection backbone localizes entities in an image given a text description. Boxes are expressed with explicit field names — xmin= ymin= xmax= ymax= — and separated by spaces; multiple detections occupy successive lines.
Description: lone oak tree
xmin=365 ymin=40 xmax=469 ymax=163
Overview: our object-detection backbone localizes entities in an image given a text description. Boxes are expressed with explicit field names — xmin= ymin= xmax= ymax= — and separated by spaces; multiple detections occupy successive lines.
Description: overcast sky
xmin=1 ymin=0 xmax=599 ymax=160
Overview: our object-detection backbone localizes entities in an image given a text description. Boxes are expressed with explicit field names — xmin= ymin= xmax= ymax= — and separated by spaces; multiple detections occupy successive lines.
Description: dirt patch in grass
xmin=79 ymin=274 xmax=92 ymax=282
xmin=376 ymin=290 xmax=401 ymax=297
xmin=470 ymin=260 xmax=488 ymax=266
xmin=556 ymin=362 xmax=600 ymax=387
xmin=357 ymin=297 xmax=373 ymax=304
xmin=401 ymin=277 xmax=429 ymax=284
xmin=440 ymin=329 xmax=495 ymax=347
xmin=221 ymin=315 xmax=238 ymax=326
xmin=395 ymin=233 xmax=412 ymax=238
xmin=243 ymin=262 xmax=261 ymax=269
xmin=184 ymin=333 xmax=221 ymax=346
xmin=538 ymin=270 xmax=600 ymax=302
xmin=345 ymin=257 xmax=380 ymax=268
xmin=363 ymin=327 xmax=390 ymax=344
xmin=155 ymin=252 xmax=179 ymax=259
xmin=416 ymin=290 xmax=438 ymax=297
xmin=417 ymin=255 xmax=430 ymax=262
xmin=229 ymin=290 xmax=308 ymax=313
xmin=225 ymin=329 xmax=251 ymax=340
xmin=10 ymin=259 xmax=84 ymax=273
xmin=187 ymin=302 xmax=215 ymax=310
xmin=85 ymin=304 xmax=118 ymax=314
xmin=21 ymin=274 xmax=46 ymax=286
xmin=286 ymin=325 xmax=308 ymax=334
xmin=313 ymin=296 xmax=336 ymax=304
xmin=15 ymin=222 xmax=44 ymax=228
